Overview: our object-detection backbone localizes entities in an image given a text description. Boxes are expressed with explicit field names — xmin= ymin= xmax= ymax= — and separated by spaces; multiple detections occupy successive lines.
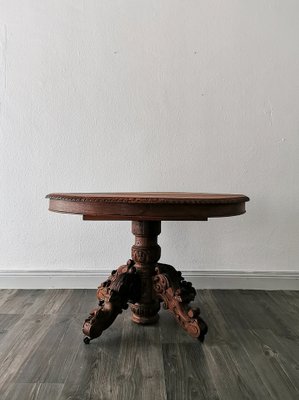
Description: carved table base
xmin=83 ymin=221 xmax=208 ymax=343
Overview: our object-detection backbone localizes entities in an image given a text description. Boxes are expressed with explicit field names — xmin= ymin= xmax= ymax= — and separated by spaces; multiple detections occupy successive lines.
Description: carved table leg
xmin=129 ymin=221 xmax=161 ymax=324
xmin=153 ymin=263 xmax=208 ymax=342
xmin=82 ymin=260 xmax=141 ymax=343
xmin=83 ymin=220 xmax=208 ymax=343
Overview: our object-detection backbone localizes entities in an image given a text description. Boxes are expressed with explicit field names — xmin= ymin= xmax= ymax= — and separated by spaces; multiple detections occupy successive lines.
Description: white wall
xmin=0 ymin=1 xmax=299 ymax=284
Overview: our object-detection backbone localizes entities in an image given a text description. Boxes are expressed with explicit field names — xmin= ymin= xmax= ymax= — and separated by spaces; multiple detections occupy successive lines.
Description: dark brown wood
xmin=130 ymin=221 xmax=161 ymax=324
xmin=154 ymin=263 xmax=208 ymax=341
xmin=46 ymin=192 xmax=249 ymax=203
xmin=46 ymin=192 xmax=249 ymax=221
xmin=82 ymin=260 xmax=141 ymax=343
xmin=81 ymin=221 xmax=208 ymax=342
xmin=45 ymin=192 xmax=249 ymax=343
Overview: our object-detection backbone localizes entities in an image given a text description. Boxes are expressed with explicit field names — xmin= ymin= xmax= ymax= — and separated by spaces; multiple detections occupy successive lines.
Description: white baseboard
xmin=186 ymin=270 xmax=299 ymax=290
xmin=0 ymin=269 xmax=298 ymax=290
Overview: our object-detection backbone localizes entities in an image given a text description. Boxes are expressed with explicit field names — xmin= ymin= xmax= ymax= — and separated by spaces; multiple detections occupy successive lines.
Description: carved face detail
xmin=136 ymin=250 xmax=147 ymax=263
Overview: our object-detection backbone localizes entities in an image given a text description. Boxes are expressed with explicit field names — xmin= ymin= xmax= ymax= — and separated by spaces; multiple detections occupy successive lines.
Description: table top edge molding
xmin=46 ymin=192 xmax=250 ymax=205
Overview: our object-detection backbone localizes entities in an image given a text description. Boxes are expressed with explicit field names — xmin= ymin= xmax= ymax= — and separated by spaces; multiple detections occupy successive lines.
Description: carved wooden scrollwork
xmin=82 ymin=260 xmax=141 ymax=343
xmin=153 ymin=263 xmax=208 ymax=342
xmin=82 ymin=221 xmax=208 ymax=343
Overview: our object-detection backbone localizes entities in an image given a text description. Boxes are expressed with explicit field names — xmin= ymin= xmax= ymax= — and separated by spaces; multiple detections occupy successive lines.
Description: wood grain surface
xmin=46 ymin=192 xmax=249 ymax=204
xmin=46 ymin=192 xmax=249 ymax=221
xmin=0 ymin=289 xmax=298 ymax=400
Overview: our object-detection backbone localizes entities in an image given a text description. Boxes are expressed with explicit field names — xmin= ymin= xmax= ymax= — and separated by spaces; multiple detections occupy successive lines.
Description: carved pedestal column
xmin=130 ymin=221 xmax=161 ymax=324
xmin=82 ymin=220 xmax=208 ymax=343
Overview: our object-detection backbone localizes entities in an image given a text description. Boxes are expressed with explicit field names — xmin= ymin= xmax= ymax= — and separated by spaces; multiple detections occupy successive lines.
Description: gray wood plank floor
xmin=0 ymin=289 xmax=298 ymax=400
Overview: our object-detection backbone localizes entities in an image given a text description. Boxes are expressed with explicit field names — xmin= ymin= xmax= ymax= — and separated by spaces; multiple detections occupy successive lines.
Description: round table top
xmin=46 ymin=192 xmax=249 ymax=221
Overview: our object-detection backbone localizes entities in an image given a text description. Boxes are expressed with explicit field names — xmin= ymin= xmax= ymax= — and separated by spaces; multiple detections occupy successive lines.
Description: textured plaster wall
xmin=0 ymin=1 xmax=298 ymax=273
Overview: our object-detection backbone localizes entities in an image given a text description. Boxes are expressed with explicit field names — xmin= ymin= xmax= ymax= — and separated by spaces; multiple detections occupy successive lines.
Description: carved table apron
xmin=46 ymin=192 xmax=249 ymax=343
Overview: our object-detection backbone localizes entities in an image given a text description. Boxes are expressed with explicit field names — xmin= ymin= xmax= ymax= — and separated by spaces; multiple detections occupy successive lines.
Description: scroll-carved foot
xmin=153 ymin=263 xmax=208 ymax=342
xmin=82 ymin=260 xmax=141 ymax=343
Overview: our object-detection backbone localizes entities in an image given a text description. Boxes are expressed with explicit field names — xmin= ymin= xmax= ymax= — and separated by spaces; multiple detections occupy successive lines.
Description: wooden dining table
xmin=46 ymin=192 xmax=249 ymax=344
